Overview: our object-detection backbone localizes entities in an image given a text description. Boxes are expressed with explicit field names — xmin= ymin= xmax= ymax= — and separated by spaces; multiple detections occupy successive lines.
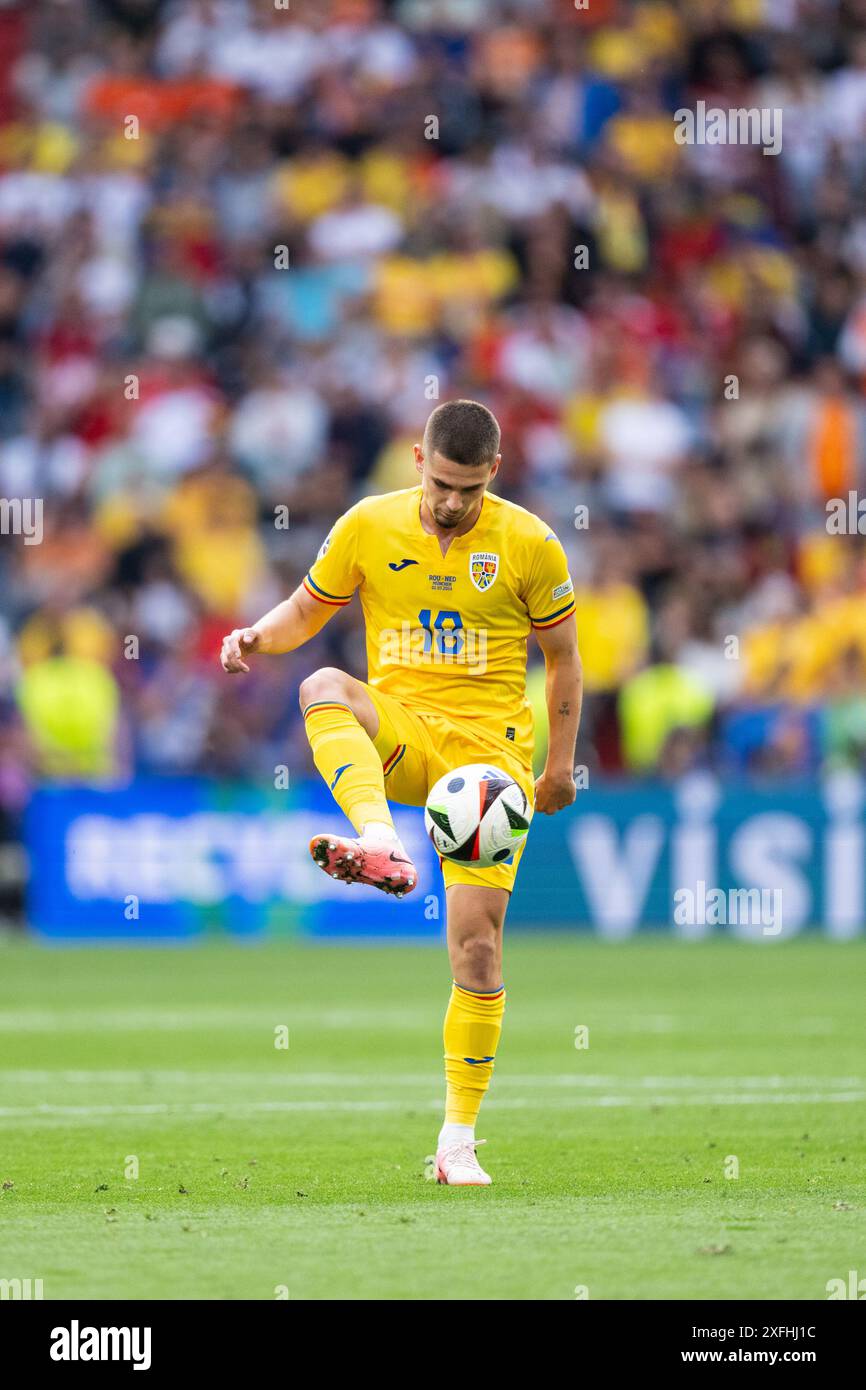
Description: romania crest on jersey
xmin=469 ymin=551 xmax=499 ymax=592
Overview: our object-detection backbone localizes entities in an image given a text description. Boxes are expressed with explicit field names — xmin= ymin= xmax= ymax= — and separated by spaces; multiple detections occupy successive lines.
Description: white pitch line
xmin=0 ymin=1091 xmax=863 ymax=1124
xmin=0 ymin=1009 xmax=843 ymax=1036
xmin=0 ymin=1070 xmax=862 ymax=1090
xmin=0 ymin=1008 xmax=428 ymax=1032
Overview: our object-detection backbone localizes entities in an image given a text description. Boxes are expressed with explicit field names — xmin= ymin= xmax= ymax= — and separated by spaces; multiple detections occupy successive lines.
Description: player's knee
xmin=298 ymin=667 xmax=350 ymax=711
xmin=455 ymin=931 xmax=499 ymax=990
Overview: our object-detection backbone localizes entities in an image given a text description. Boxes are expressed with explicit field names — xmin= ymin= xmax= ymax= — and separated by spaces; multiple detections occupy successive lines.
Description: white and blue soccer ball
xmin=424 ymin=764 xmax=532 ymax=868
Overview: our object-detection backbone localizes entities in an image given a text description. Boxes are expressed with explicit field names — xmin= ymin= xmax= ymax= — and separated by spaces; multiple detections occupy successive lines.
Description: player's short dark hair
xmin=423 ymin=399 xmax=501 ymax=468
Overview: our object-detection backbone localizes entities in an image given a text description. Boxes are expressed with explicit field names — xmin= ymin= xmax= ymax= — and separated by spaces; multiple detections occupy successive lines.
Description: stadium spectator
xmin=2 ymin=0 xmax=866 ymax=817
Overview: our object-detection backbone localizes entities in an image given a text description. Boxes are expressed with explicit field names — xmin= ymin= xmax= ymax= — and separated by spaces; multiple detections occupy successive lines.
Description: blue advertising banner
xmin=24 ymin=772 xmax=866 ymax=940
xmin=26 ymin=778 xmax=439 ymax=941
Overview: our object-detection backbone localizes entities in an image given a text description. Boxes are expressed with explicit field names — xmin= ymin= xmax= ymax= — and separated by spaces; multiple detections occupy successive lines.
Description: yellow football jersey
xmin=303 ymin=485 xmax=576 ymax=764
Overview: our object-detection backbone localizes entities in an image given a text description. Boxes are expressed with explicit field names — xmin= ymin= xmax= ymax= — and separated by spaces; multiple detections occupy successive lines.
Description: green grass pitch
xmin=0 ymin=934 xmax=864 ymax=1300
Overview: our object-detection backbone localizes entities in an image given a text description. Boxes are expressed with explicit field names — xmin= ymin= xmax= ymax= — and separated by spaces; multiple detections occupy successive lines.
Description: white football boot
xmin=435 ymin=1138 xmax=492 ymax=1186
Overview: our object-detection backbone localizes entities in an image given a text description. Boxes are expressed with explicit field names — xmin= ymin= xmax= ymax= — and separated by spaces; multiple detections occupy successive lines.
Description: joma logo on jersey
xmin=469 ymin=551 xmax=499 ymax=592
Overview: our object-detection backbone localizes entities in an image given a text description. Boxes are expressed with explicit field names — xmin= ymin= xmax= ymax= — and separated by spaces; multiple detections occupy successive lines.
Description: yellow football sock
xmin=302 ymin=700 xmax=392 ymax=833
xmin=443 ymin=980 xmax=506 ymax=1125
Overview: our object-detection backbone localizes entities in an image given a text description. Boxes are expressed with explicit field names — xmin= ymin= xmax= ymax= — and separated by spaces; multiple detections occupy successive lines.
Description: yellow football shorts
xmin=365 ymin=683 xmax=535 ymax=893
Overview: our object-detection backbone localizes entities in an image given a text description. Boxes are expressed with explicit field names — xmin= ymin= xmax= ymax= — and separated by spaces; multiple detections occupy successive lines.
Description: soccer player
xmin=220 ymin=400 xmax=582 ymax=1185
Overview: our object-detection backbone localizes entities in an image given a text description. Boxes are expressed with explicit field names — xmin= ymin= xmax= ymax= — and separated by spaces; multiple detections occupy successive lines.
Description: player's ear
xmin=489 ymin=454 xmax=502 ymax=480
xmin=413 ymin=443 xmax=424 ymax=473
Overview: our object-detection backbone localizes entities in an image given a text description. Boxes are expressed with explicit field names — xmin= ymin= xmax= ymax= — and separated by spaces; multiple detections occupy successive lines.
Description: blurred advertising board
xmin=25 ymin=772 xmax=865 ymax=940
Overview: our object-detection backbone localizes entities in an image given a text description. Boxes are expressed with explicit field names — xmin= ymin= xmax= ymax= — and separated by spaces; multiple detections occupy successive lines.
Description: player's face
xmin=415 ymin=448 xmax=500 ymax=529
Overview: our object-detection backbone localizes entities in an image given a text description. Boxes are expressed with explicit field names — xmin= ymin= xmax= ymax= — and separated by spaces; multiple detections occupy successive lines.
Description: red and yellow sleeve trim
xmin=530 ymin=599 xmax=576 ymax=630
xmin=303 ymin=572 xmax=353 ymax=607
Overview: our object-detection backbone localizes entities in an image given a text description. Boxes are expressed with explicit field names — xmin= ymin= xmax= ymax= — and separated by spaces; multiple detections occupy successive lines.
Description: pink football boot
xmin=309 ymin=827 xmax=417 ymax=898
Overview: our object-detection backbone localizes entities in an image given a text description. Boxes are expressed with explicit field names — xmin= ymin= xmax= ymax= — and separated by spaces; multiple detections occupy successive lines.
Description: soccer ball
xmin=424 ymin=764 xmax=532 ymax=868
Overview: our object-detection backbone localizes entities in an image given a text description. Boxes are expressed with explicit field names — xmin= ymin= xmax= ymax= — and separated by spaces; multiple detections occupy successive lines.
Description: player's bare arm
xmin=533 ymin=615 xmax=582 ymax=815
xmin=219 ymin=583 xmax=333 ymax=673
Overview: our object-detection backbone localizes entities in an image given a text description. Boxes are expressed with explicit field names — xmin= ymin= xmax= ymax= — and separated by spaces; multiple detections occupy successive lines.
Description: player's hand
xmin=220 ymin=627 xmax=261 ymax=674
xmin=534 ymin=768 xmax=576 ymax=815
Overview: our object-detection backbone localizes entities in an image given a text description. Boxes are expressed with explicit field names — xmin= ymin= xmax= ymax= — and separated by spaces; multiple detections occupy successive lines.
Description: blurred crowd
xmin=3 ymin=0 xmax=866 ymax=824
